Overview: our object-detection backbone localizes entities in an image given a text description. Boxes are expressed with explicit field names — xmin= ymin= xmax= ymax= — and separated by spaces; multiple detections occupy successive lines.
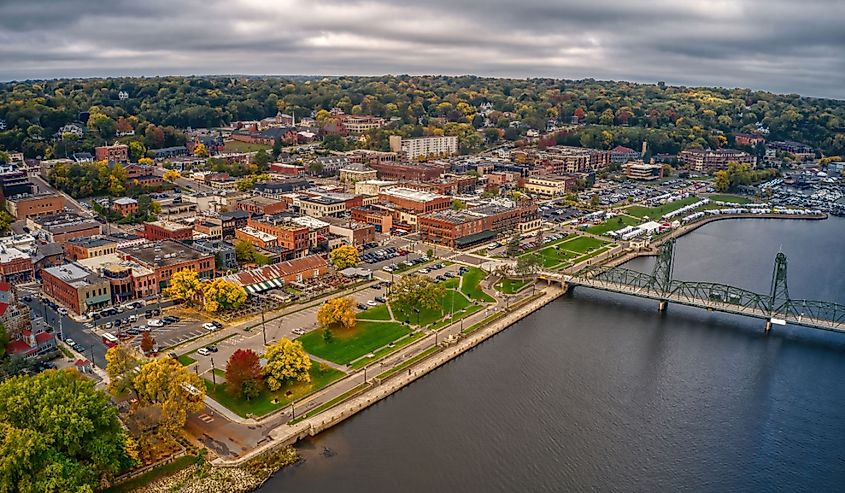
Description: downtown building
xmin=418 ymin=203 xmax=541 ymax=249
xmin=389 ymin=135 xmax=459 ymax=160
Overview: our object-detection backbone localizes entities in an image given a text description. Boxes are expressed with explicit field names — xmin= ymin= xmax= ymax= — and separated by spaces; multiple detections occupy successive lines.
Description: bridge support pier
xmin=658 ymin=300 xmax=668 ymax=312
xmin=765 ymin=320 xmax=772 ymax=334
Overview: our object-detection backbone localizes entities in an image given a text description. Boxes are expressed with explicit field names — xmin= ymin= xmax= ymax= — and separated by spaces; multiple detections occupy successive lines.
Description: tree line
xmin=1 ymin=75 xmax=843 ymax=160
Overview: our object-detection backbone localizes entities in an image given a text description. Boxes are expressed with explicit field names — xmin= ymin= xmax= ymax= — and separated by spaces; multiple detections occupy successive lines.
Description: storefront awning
xmin=455 ymin=230 xmax=496 ymax=247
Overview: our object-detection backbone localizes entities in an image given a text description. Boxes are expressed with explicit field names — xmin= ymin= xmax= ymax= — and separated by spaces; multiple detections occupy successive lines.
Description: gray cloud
xmin=0 ymin=0 xmax=843 ymax=98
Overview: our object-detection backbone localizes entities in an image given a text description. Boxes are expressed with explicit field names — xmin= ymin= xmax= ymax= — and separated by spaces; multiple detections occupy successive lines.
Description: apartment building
xmin=5 ymin=192 xmax=65 ymax=220
xmin=389 ymin=135 xmax=458 ymax=159
xmin=143 ymin=220 xmax=193 ymax=241
xmin=42 ymin=263 xmax=111 ymax=315
xmin=94 ymin=143 xmax=129 ymax=163
xmin=379 ymin=187 xmax=451 ymax=214
xmin=679 ymin=148 xmax=755 ymax=171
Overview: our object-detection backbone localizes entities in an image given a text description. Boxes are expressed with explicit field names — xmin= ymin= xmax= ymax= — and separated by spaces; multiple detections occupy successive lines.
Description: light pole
xmin=260 ymin=296 xmax=267 ymax=345
xmin=210 ymin=357 xmax=216 ymax=385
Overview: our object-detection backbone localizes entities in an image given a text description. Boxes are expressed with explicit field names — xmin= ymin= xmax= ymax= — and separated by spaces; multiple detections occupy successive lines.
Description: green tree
xmin=390 ymin=274 xmax=446 ymax=315
xmin=505 ymin=234 xmax=521 ymax=257
xmin=0 ymin=369 xmax=136 ymax=492
xmin=516 ymin=253 xmax=543 ymax=276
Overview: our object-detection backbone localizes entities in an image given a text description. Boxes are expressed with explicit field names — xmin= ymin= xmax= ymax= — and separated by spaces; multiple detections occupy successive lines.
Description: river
xmin=261 ymin=217 xmax=845 ymax=492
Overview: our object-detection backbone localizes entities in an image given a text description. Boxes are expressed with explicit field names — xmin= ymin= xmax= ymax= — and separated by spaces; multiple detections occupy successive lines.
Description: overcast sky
xmin=1 ymin=0 xmax=843 ymax=99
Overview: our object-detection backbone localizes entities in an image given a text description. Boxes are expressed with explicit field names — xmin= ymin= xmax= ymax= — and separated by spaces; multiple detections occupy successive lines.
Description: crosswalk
xmin=197 ymin=413 xmax=215 ymax=423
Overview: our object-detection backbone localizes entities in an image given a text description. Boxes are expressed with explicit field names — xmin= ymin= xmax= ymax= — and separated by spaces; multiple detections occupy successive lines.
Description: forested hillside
xmin=1 ymin=75 xmax=843 ymax=159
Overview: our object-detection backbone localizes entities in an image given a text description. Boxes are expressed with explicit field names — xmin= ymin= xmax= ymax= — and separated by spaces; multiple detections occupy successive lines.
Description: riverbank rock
xmin=119 ymin=447 xmax=299 ymax=493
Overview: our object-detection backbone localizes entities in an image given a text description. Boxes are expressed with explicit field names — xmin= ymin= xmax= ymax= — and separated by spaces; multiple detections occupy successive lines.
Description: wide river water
xmin=262 ymin=217 xmax=845 ymax=492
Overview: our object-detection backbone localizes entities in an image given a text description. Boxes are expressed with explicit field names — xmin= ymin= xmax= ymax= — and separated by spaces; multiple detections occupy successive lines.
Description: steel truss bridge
xmin=540 ymin=239 xmax=845 ymax=333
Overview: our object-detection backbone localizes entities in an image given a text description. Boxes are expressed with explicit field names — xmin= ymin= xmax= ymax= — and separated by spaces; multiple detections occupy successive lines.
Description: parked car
xmin=202 ymin=322 xmax=218 ymax=331
xmin=128 ymin=315 xmax=137 ymax=323
xmin=357 ymin=303 xmax=367 ymax=310
xmin=367 ymin=300 xmax=378 ymax=306
xmin=291 ymin=328 xmax=305 ymax=335
xmin=126 ymin=328 xmax=141 ymax=335
xmin=22 ymin=295 xmax=32 ymax=302
xmin=206 ymin=345 xmax=218 ymax=353
xmin=211 ymin=321 xmax=223 ymax=329
xmin=147 ymin=319 xmax=164 ymax=327
xmin=197 ymin=348 xmax=210 ymax=356
xmin=57 ymin=307 xmax=68 ymax=316
xmin=374 ymin=296 xmax=386 ymax=303
xmin=65 ymin=338 xmax=75 ymax=347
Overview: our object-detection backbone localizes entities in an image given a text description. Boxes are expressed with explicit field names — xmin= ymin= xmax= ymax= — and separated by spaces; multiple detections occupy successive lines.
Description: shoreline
xmin=193 ymin=213 xmax=832 ymax=476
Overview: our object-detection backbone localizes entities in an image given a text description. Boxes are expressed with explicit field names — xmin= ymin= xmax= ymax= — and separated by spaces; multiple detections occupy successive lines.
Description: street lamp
xmin=260 ymin=296 xmax=267 ymax=345
xmin=210 ymin=357 xmax=216 ymax=385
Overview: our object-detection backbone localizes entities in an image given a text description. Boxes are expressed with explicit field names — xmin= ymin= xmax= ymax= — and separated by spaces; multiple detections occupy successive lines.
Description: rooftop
xmin=66 ymin=236 xmax=116 ymax=249
xmin=44 ymin=263 xmax=104 ymax=288
xmin=122 ymin=240 xmax=212 ymax=267
xmin=381 ymin=187 xmax=446 ymax=202
xmin=145 ymin=220 xmax=192 ymax=232
xmin=238 ymin=226 xmax=278 ymax=243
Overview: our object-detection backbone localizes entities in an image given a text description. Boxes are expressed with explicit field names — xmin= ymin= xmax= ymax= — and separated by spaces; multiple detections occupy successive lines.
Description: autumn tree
xmin=225 ymin=349 xmax=263 ymax=400
xmin=0 ymin=369 xmax=136 ymax=492
xmin=163 ymin=269 xmax=202 ymax=305
xmin=390 ymin=274 xmax=446 ymax=314
xmin=263 ymin=338 xmax=311 ymax=391
xmin=193 ymin=142 xmax=209 ymax=157
xmin=201 ymin=278 xmax=247 ymax=312
xmin=329 ymin=244 xmax=360 ymax=270
xmin=140 ymin=331 xmax=156 ymax=354
xmin=132 ymin=358 xmax=205 ymax=439
xmin=317 ymin=296 xmax=357 ymax=331
xmin=163 ymin=169 xmax=181 ymax=182
xmin=105 ymin=343 xmax=144 ymax=396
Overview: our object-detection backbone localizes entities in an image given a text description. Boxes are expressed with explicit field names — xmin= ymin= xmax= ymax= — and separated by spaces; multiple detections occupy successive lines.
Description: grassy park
xmin=496 ymin=278 xmax=530 ymax=294
xmin=707 ymin=193 xmax=752 ymax=204
xmin=525 ymin=235 xmax=609 ymax=269
xmin=625 ymin=195 xmax=700 ymax=219
xmin=203 ymin=361 xmax=344 ymax=418
xmin=298 ymin=320 xmax=409 ymax=365
xmin=222 ymin=141 xmax=272 ymax=153
xmin=585 ymin=214 xmax=641 ymax=235
xmin=460 ymin=267 xmax=495 ymax=302
xmin=356 ymin=303 xmax=392 ymax=321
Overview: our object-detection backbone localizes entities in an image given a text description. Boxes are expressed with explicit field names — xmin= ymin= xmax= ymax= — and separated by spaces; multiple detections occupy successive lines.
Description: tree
xmin=714 ymin=170 xmax=730 ymax=192
xmin=225 ymin=349 xmax=263 ymax=400
xmin=329 ymin=245 xmax=360 ymax=270
xmin=252 ymin=149 xmax=270 ymax=168
xmin=590 ymin=193 xmax=600 ymax=208
xmin=140 ymin=332 xmax=156 ymax=354
xmin=105 ymin=344 xmax=144 ymax=397
xmin=506 ymin=234 xmax=521 ymax=257
xmin=451 ymin=199 xmax=466 ymax=211
xmin=132 ymin=358 xmax=205 ymax=438
xmin=426 ymin=248 xmax=434 ymax=259
xmin=192 ymin=143 xmax=208 ymax=157
xmin=0 ymin=210 xmax=13 ymax=234
xmin=162 ymin=169 xmax=181 ymax=182
xmin=128 ymin=141 xmax=147 ymax=161
xmin=390 ymin=274 xmax=446 ymax=314
xmin=0 ymin=325 xmax=8 ymax=358
xmin=163 ymin=269 xmax=202 ymax=305
xmin=516 ymin=253 xmax=543 ymax=276
xmin=534 ymin=228 xmax=544 ymax=247
xmin=263 ymin=338 xmax=311 ymax=391
xmin=317 ymin=297 xmax=357 ymax=331
xmin=0 ymin=369 xmax=136 ymax=492
xmin=200 ymin=278 xmax=247 ymax=312
xmin=272 ymin=137 xmax=283 ymax=158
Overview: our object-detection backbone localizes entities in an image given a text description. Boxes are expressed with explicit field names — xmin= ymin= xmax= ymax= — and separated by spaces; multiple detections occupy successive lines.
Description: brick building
xmin=418 ymin=204 xmax=541 ymax=249
xmin=28 ymin=213 xmax=102 ymax=244
xmin=351 ymin=206 xmax=394 ymax=233
xmin=143 ymin=220 xmax=194 ymax=241
xmin=112 ymin=197 xmax=139 ymax=215
xmin=246 ymin=215 xmax=310 ymax=256
xmin=42 ymin=263 xmax=111 ymax=315
xmin=237 ymin=196 xmax=288 ymax=215
xmin=0 ymin=248 xmax=34 ymax=283
xmin=5 ymin=192 xmax=65 ymax=220
xmin=121 ymin=241 xmax=215 ymax=290
xmin=369 ymin=162 xmax=446 ymax=182
xmin=95 ymin=144 xmax=129 ymax=163
xmin=224 ymin=255 xmax=328 ymax=294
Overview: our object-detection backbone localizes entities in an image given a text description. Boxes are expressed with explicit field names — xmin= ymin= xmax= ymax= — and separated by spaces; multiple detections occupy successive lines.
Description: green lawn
xmin=707 ymin=193 xmax=752 ymax=204
xmin=349 ymin=330 xmax=426 ymax=369
xmin=204 ymin=361 xmax=344 ymax=418
xmin=460 ymin=267 xmax=494 ymax=302
xmin=356 ymin=303 xmax=392 ymax=321
xmin=585 ymin=215 xmax=641 ymax=235
xmin=223 ymin=141 xmax=272 ymax=153
xmin=626 ymin=195 xmax=700 ymax=219
xmin=573 ymin=245 xmax=612 ymax=264
xmin=298 ymin=320 xmax=408 ymax=365
xmin=558 ymin=235 xmax=608 ymax=254
xmin=178 ymin=354 xmax=196 ymax=366
xmin=537 ymin=247 xmax=579 ymax=268
xmin=392 ymin=289 xmax=471 ymax=326
xmin=496 ymin=278 xmax=530 ymax=294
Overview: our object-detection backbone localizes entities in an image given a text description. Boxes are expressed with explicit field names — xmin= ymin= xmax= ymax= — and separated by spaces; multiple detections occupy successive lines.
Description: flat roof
xmin=238 ymin=226 xmax=278 ymax=242
xmin=121 ymin=240 xmax=212 ymax=267
xmin=145 ymin=220 xmax=192 ymax=232
xmin=381 ymin=187 xmax=446 ymax=202
xmin=77 ymin=253 xmax=154 ymax=277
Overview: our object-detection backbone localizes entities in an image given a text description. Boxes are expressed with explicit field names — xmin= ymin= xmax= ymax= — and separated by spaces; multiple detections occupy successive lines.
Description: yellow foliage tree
xmin=328 ymin=244 xmax=359 ymax=270
xmin=317 ymin=296 xmax=357 ymax=330
xmin=193 ymin=143 xmax=208 ymax=157
xmin=263 ymin=338 xmax=311 ymax=391
xmin=163 ymin=169 xmax=181 ymax=182
xmin=163 ymin=269 xmax=202 ymax=306
xmin=201 ymin=278 xmax=247 ymax=313
xmin=105 ymin=343 xmax=145 ymax=397
xmin=132 ymin=358 xmax=205 ymax=438
xmin=138 ymin=157 xmax=154 ymax=166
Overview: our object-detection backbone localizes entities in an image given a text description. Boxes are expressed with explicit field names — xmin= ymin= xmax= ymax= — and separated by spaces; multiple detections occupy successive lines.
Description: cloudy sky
xmin=1 ymin=0 xmax=843 ymax=99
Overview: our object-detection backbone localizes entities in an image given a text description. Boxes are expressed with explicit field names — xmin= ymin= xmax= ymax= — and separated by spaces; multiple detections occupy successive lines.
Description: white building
xmin=389 ymin=135 xmax=458 ymax=159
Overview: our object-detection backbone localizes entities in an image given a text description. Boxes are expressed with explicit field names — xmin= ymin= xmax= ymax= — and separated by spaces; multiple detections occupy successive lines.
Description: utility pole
xmin=210 ymin=357 xmax=216 ymax=385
